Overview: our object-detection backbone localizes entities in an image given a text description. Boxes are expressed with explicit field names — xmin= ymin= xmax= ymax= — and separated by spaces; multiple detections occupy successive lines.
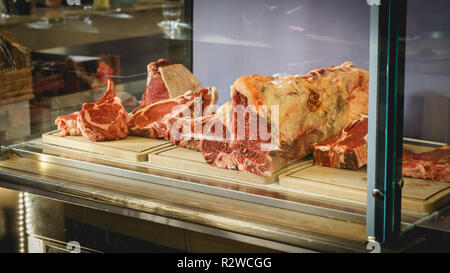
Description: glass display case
xmin=0 ymin=0 xmax=448 ymax=253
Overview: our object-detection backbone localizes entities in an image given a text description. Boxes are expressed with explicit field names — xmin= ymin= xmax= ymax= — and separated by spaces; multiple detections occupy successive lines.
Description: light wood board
xmin=279 ymin=144 xmax=450 ymax=213
xmin=148 ymin=146 xmax=310 ymax=184
xmin=42 ymin=130 xmax=171 ymax=162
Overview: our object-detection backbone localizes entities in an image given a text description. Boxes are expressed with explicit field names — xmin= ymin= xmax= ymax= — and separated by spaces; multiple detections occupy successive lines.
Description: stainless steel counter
xmin=0 ymin=138 xmax=447 ymax=252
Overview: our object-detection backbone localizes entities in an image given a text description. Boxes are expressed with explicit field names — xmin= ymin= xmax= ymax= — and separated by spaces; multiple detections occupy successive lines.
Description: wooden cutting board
xmin=279 ymin=165 xmax=449 ymax=214
xmin=148 ymin=146 xmax=310 ymax=184
xmin=279 ymin=143 xmax=450 ymax=213
xmin=42 ymin=130 xmax=171 ymax=162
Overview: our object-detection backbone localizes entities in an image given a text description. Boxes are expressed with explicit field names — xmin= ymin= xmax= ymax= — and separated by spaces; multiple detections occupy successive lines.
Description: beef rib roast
xmin=202 ymin=62 xmax=370 ymax=176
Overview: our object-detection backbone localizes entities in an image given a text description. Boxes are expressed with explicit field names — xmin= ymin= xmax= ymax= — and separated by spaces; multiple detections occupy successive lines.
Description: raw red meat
xmin=169 ymin=115 xmax=216 ymax=151
xmin=202 ymin=62 xmax=369 ymax=176
xmin=403 ymin=146 xmax=449 ymax=182
xmin=55 ymin=111 xmax=81 ymax=137
xmin=128 ymin=87 xmax=218 ymax=140
xmin=313 ymin=116 xmax=368 ymax=169
xmin=168 ymin=103 xmax=232 ymax=152
xmin=132 ymin=59 xmax=203 ymax=113
xmin=77 ymin=79 xmax=128 ymax=142
xmin=202 ymin=111 xmax=275 ymax=176
xmin=312 ymin=116 xmax=449 ymax=182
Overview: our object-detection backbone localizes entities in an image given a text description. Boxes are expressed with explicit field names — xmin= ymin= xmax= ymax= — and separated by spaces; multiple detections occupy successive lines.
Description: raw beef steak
xmin=128 ymin=87 xmax=218 ymax=140
xmin=403 ymin=145 xmax=449 ymax=182
xmin=169 ymin=103 xmax=232 ymax=152
xmin=132 ymin=59 xmax=203 ymax=113
xmin=311 ymin=115 xmax=449 ymax=182
xmin=77 ymin=79 xmax=128 ymax=142
xmin=55 ymin=111 xmax=81 ymax=137
xmin=313 ymin=116 xmax=368 ymax=169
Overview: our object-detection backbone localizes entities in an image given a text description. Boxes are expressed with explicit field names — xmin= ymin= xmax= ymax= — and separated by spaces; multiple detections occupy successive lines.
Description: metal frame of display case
xmin=367 ymin=0 xmax=407 ymax=248
xmin=0 ymin=0 xmax=447 ymax=252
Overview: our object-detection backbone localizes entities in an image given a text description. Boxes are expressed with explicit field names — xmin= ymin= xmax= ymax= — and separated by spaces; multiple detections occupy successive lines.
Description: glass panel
xmin=193 ymin=0 xmax=370 ymax=105
xmin=0 ymin=0 xmax=187 ymax=145
xmin=404 ymin=0 xmax=450 ymax=144
xmin=0 ymin=0 xmax=447 ymax=238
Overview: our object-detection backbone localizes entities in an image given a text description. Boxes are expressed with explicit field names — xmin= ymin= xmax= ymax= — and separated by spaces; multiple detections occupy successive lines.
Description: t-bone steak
xmin=77 ymin=79 xmax=128 ymax=142
xmin=312 ymin=116 xmax=449 ymax=182
xmin=132 ymin=59 xmax=203 ymax=113
xmin=313 ymin=115 xmax=368 ymax=169
xmin=55 ymin=111 xmax=81 ymax=137
xmin=128 ymin=87 xmax=218 ymax=140
xmin=202 ymin=62 xmax=369 ymax=176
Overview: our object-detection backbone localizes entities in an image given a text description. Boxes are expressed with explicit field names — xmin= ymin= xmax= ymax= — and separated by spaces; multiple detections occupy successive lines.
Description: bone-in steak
xmin=77 ymin=79 xmax=128 ymax=142
xmin=313 ymin=116 xmax=368 ymax=169
xmin=312 ymin=116 xmax=449 ymax=182
xmin=128 ymin=87 xmax=218 ymax=140
xmin=403 ymin=145 xmax=449 ymax=182
xmin=132 ymin=59 xmax=203 ymax=113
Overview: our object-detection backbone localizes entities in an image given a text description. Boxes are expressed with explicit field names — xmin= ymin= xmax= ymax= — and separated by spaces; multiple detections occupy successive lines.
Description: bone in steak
xmin=77 ymin=79 xmax=128 ymax=142
xmin=312 ymin=116 xmax=449 ymax=182
xmin=55 ymin=111 xmax=81 ymax=137
xmin=168 ymin=103 xmax=233 ymax=152
xmin=202 ymin=62 xmax=369 ymax=176
xmin=128 ymin=87 xmax=218 ymax=140
xmin=132 ymin=59 xmax=203 ymax=113
xmin=313 ymin=116 xmax=368 ymax=169
xmin=403 ymin=146 xmax=449 ymax=182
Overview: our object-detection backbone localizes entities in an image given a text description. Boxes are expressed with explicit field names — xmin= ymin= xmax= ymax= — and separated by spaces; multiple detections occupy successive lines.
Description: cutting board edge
xmin=148 ymin=146 xmax=313 ymax=185
xmin=149 ymin=151 xmax=277 ymax=184
xmin=279 ymin=171 xmax=450 ymax=213
xmin=42 ymin=130 xmax=171 ymax=162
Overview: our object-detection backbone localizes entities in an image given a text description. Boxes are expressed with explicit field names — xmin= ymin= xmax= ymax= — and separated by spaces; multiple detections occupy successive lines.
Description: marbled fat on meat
xmin=127 ymin=87 xmax=218 ymax=141
xmin=132 ymin=59 xmax=203 ymax=113
xmin=313 ymin=116 xmax=368 ymax=169
xmin=77 ymin=79 xmax=128 ymax=142
xmin=55 ymin=111 xmax=81 ymax=136
xmin=403 ymin=146 xmax=449 ymax=182
xmin=312 ymin=115 xmax=449 ymax=182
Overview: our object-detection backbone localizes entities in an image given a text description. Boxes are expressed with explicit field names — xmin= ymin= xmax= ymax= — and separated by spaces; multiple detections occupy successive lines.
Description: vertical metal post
xmin=183 ymin=0 xmax=193 ymax=71
xmin=366 ymin=0 xmax=407 ymax=248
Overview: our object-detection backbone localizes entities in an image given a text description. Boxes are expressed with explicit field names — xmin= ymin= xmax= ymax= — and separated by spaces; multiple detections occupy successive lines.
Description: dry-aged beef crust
xmin=202 ymin=62 xmax=369 ymax=176
xmin=77 ymin=80 xmax=128 ymax=142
